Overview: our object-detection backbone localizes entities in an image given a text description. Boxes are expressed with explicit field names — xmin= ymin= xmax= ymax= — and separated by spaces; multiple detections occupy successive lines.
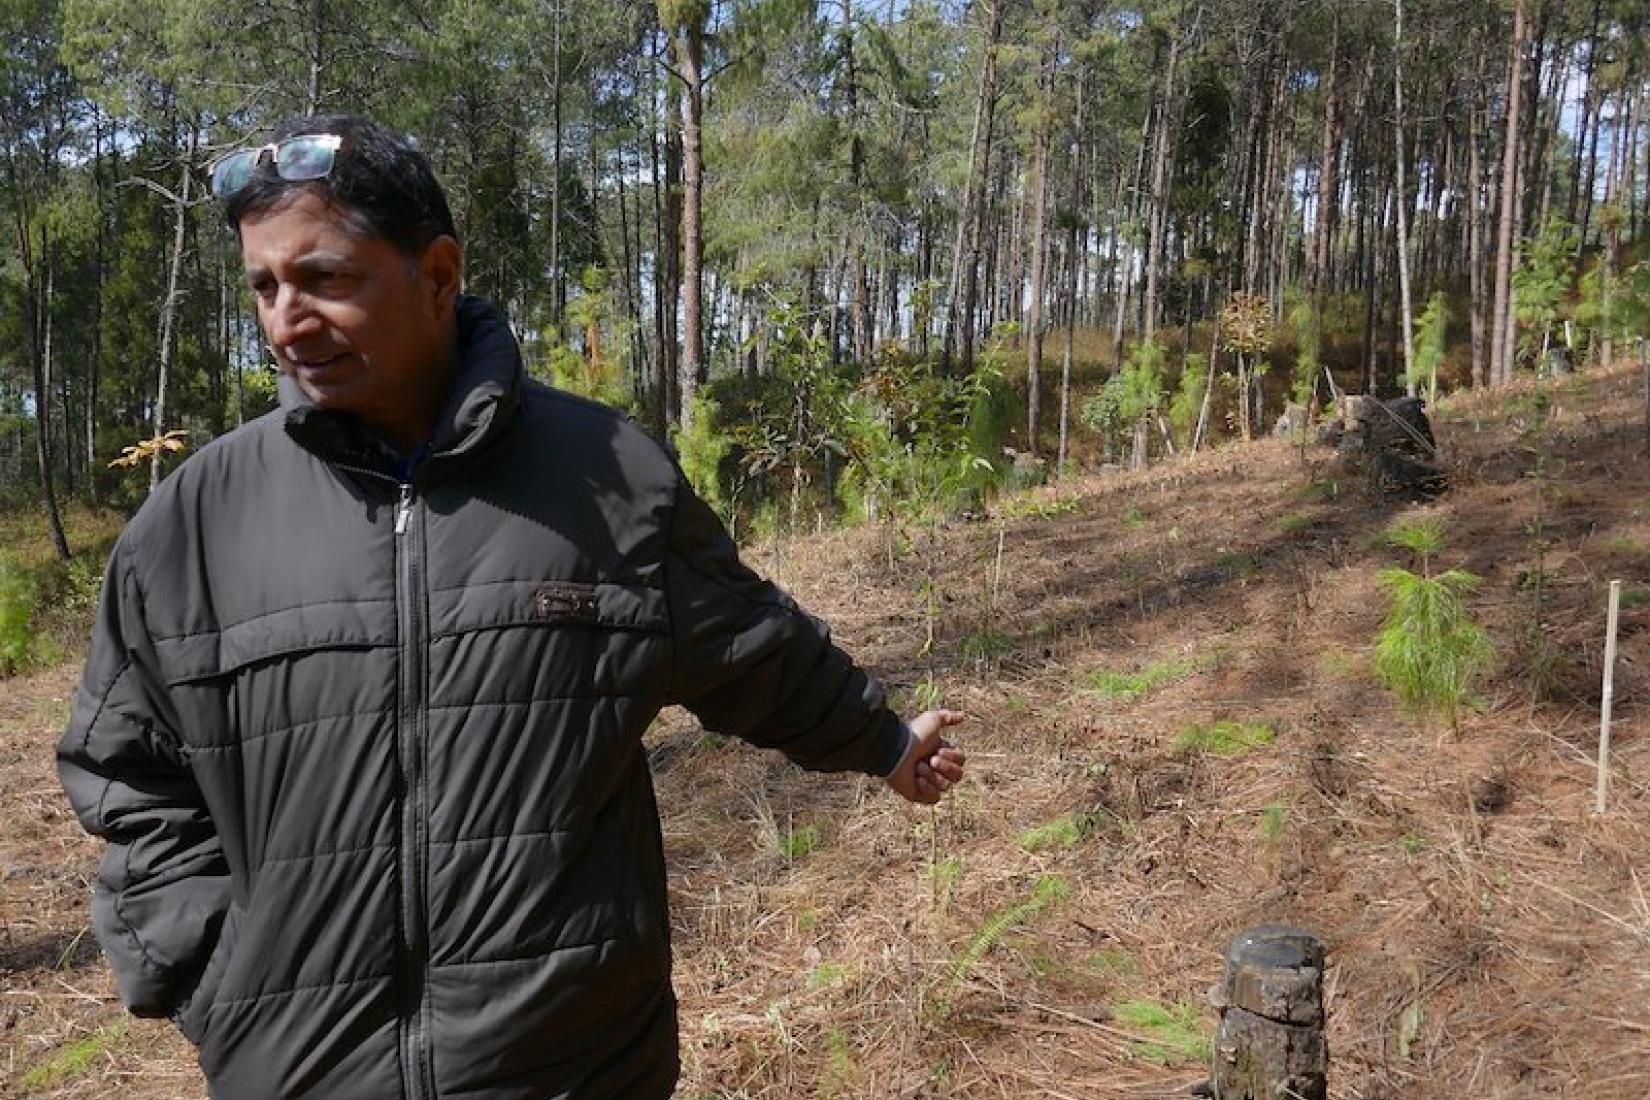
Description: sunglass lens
xmin=210 ymin=151 xmax=257 ymax=198
xmin=275 ymin=138 xmax=337 ymax=182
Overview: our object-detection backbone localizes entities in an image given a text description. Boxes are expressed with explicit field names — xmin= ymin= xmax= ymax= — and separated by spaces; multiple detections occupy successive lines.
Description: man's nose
xmin=263 ymin=284 xmax=321 ymax=349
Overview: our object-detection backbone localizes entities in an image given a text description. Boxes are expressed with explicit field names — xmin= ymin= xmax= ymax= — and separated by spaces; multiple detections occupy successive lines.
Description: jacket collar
xmin=281 ymin=295 xmax=523 ymax=484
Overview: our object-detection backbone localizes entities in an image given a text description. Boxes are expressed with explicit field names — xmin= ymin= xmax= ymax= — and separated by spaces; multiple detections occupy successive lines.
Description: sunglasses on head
xmin=208 ymin=133 xmax=344 ymax=199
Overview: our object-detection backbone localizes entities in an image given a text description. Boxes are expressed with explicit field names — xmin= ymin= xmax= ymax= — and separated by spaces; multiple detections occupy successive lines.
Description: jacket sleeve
xmin=56 ymin=546 xmax=229 ymax=1021
xmin=665 ymin=471 xmax=908 ymax=776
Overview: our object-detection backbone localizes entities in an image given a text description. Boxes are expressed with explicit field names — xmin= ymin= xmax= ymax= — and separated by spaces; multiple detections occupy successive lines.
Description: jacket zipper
xmin=394 ymin=480 xmax=435 ymax=1100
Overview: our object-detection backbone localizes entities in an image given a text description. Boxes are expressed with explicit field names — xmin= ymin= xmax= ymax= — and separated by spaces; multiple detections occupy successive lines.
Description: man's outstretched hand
xmin=886 ymin=709 xmax=968 ymax=805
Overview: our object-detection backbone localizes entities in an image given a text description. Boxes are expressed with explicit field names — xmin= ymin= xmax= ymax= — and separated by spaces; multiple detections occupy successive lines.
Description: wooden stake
xmin=991 ymin=526 xmax=1006 ymax=611
xmin=1596 ymin=579 xmax=1622 ymax=816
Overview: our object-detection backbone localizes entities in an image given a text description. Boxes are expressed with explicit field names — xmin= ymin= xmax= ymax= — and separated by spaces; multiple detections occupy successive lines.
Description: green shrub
xmin=1411 ymin=291 xmax=1448 ymax=404
xmin=676 ymin=394 xmax=735 ymax=524
xmin=1082 ymin=342 xmax=1166 ymax=464
xmin=1167 ymin=354 xmax=1209 ymax=447
xmin=0 ymin=555 xmax=39 ymax=676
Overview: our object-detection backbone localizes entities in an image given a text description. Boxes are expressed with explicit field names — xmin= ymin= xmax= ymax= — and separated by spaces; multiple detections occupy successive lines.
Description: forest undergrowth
xmin=2 ymin=364 xmax=1647 ymax=1099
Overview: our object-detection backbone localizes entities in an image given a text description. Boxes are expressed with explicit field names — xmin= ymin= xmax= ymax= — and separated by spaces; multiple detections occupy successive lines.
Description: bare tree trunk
xmin=306 ymin=0 xmax=324 ymax=113
xmin=33 ymin=276 xmax=70 ymax=559
xmin=1310 ymin=14 xmax=1342 ymax=305
xmin=11 ymin=172 xmax=70 ymax=558
xmin=1108 ymin=154 xmax=1135 ymax=367
xmin=87 ymin=115 xmax=106 ymax=490
xmin=839 ymin=0 xmax=872 ymax=365
xmin=1491 ymin=0 xmax=1527 ymax=387
xmin=1567 ymin=0 xmax=1604 ymax=230
xmin=1192 ymin=301 xmax=1219 ymax=453
xmin=942 ymin=0 xmax=1003 ymax=375
xmin=672 ymin=15 xmax=706 ymax=428
xmin=1059 ymin=219 xmax=1078 ymax=477
xmin=550 ymin=0 xmax=564 ymax=327
xmin=1468 ymin=71 xmax=1488 ymax=388
xmin=1601 ymin=89 xmax=1625 ymax=371
xmin=1580 ymin=61 xmax=1605 ymax=246
xmin=1112 ymin=63 xmax=1157 ymax=366
xmin=1142 ymin=15 xmax=1184 ymax=348
xmin=657 ymin=36 xmax=682 ymax=428
xmin=151 ymin=125 xmax=197 ymax=494
xmin=1025 ymin=33 xmax=1056 ymax=459
xmin=615 ymin=133 xmax=644 ymax=398
xmin=1394 ymin=0 xmax=1417 ymax=397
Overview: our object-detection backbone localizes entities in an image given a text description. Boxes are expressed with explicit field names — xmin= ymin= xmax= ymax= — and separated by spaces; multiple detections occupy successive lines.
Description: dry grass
xmin=5 ymin=364 xmax=1649 ymax=1098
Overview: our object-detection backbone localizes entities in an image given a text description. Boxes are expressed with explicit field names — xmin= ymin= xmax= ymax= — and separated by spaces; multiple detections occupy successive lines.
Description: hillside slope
xmin=3 ymin=364 xmax=1646 ymax=1099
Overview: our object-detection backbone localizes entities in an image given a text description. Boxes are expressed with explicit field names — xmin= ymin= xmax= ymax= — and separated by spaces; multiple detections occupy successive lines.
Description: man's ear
xmin=420 ymin=235 xmax=464 ymax=315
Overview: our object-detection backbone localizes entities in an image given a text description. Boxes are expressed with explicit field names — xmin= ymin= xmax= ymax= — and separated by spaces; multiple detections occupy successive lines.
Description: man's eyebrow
xmin=243 ymin=253 xmax=356 ymax=281
xmin=291 ymin=252 xmax=355 ymax=269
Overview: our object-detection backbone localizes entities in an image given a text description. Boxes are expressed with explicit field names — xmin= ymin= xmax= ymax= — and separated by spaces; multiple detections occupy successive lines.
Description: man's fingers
xmin=888 ymin=712 xmax=969 ymax=806
xmin=910 ymin=708 xmax=969 ymax=742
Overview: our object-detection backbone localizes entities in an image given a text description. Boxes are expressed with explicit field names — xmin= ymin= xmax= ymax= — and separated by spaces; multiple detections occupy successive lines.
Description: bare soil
xmin=4 ymin=365 xmax=1647 ymax=1098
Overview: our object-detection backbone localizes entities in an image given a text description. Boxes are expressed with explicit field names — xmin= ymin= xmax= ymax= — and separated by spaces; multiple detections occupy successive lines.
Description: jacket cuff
xmin=877 ymin=719 xmax=918 ymax=778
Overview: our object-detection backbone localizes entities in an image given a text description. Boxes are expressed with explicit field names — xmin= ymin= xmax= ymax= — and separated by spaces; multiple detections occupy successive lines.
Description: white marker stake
xmin=1596 ymin=580 xmax=1622 ymax=816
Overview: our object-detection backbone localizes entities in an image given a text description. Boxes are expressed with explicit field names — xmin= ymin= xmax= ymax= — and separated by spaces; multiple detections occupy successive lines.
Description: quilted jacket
xmin=57 ymin=296 xmax=908 ymax=1099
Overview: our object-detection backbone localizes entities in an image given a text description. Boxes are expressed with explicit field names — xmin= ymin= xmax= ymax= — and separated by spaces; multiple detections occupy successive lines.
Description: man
xmin=58 ymin=116 xmax=965 ymax=1100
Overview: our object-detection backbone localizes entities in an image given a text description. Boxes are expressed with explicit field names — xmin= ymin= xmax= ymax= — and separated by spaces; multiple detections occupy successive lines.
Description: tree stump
xmin=1209 ymin=926 xmax=1327 ymax=1100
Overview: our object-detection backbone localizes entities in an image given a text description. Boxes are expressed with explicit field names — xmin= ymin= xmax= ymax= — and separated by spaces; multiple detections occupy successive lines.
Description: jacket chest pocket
xmin=159 ymin=602 xmax=399 ymax=751
xmin=156 ymin=603 xmax=400 ymax=874
xmin=425 ymin=579 xmax=671 ymax=708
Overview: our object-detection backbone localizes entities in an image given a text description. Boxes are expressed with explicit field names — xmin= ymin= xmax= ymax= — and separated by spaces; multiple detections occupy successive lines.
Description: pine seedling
xmin=939 ymin=874 xmax=1068 ymax=1008
xmin=1384 ymin=516 xmax=1445 ymax=571
xmin=1372 ymin=565 xmax=1493 ymax=733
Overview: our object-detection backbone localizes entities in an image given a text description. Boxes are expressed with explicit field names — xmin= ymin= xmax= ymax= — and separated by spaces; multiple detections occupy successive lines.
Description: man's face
xmin=239 ymin=190 xmax=458 ymax=439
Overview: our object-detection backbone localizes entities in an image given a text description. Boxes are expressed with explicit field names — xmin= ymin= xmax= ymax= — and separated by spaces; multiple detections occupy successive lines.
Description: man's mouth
xmin=293 ymin=352 xmax=350 ymax=371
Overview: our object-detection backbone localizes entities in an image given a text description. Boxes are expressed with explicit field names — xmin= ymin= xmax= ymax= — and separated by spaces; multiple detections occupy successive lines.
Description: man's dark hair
xmin=223 ymin=115 xmax=458 ymax=258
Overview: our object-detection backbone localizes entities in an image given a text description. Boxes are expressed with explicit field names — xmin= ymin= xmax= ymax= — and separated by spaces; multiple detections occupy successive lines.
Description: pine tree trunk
xmin=658 ymin=39 xmax=682 ymax=427
xmin=151 ymin=124 xmax=196 ymax=494
xmin=1491 ymin=0 xmax=1527 ymax=387
xmin=550 ymin=0 xmax=564 ymax=327
xmin=1025 ymin=35 xmax=1056 ymax=460
xmin=1310 ymin=16 xmax=1342 ymax=306
xmin=1394 ymin=0 xmax=1417 ymax=398
xmin=942 ymin=0 xmax=1003 ymax=375
xmin=14 ymin=196 xmax=70 ymax=559
xmin=1143 ymin=18 xmax=1183 ymax=348
xmin=306 ymin=0 xmax=324 ymax=113
xmin=87 ymin=116 xmax=106 ymax=491
xmin=673 ymin=16 xmax=706 ymax=428
xmin=1567 ymin=0 xmax=1603 ymax=230
xmin=1468 ymin=74 xmax=1488 ymax=388
xmin=1059 ymin=219 xmax=1078 ymax=477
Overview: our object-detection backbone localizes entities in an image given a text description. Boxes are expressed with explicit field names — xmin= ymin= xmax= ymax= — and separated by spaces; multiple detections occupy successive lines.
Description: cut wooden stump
xmin=1208 ymin=925 xmax=1327 ymax=1100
